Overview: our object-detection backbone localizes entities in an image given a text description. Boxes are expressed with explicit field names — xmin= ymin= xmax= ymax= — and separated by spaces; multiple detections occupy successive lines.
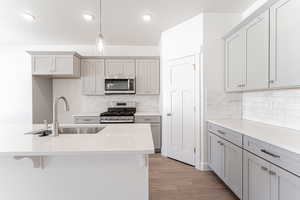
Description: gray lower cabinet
xmin=208 ymin=132 xmax=224 ymax=178
xmin=135 ymin=115 xmax=161 ymax=152
xmin=208 ymin=132 xmax=242 ymax=199
xmin=243 ymin=150 xmax=300 ymax=200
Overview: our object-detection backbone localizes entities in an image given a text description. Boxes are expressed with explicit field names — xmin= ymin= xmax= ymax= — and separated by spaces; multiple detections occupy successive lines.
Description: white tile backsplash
xmin=207 ymin=90 xmax=242 ymax=120
xmin=243 ymin=89 xmax=300 ymax=130
xmin=53 ymin=79 xmax=160 ymax=123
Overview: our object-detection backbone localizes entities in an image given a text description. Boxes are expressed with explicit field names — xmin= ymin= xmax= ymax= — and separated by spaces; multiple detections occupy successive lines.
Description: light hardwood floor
xmin=149 ymin=154 xmax=239 ymax=200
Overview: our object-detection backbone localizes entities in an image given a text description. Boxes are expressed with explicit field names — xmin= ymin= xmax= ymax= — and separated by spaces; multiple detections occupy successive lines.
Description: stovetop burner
xmin=100 ymin=107 xmax=136 ymax=117
xmin=100 ymin=111 xmax=135 ymax=117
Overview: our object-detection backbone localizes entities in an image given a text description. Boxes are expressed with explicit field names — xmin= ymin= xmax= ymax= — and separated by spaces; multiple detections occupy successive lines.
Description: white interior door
xmin=167 ymin=56 xmax=195 ymax=166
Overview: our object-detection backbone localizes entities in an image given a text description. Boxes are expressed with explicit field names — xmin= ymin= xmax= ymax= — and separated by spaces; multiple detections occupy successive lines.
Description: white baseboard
xmin=197 ymin=162 xmax=211 ymax=171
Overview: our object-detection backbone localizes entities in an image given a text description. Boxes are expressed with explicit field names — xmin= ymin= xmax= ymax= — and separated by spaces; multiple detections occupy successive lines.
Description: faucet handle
xmin=43 ymin=120 xmax=49 ymax=130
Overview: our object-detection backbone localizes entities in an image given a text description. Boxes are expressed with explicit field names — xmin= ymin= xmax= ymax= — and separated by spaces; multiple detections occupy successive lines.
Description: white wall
xmin=160 ymin=14 xmax=203 ymax=168
xmin=160 ymin=13 xmax=242 ymax=170
xmin=202 ymin=13 xmax=242 ymax=169
xmin=160 ymin=15 xmax=204 ymax=61
xmin=203 ymin=13 xmax=242 ymax=121
xmin=0 ymin=44 xmax=160 ymax=124
xmin=0 ymin=46 xmax=32 ymax=125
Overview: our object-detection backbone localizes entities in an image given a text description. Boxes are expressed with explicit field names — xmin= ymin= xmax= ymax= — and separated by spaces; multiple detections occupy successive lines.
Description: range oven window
xmin=105 ymin=79 xmax=135 ymax=92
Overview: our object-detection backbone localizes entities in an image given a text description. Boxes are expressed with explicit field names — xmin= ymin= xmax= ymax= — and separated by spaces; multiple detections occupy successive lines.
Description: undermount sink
xmin=59 ymin=127 xmax=105 ymax=134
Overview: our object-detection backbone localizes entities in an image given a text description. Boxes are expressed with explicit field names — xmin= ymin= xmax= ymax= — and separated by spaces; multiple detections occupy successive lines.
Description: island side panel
xmin=0 ymin=154 xmax=149 ymax=200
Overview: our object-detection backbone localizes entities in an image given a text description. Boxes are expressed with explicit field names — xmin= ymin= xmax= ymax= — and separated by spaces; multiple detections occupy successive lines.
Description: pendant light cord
xmin=99 ymin=0 xmax=102 ymax=33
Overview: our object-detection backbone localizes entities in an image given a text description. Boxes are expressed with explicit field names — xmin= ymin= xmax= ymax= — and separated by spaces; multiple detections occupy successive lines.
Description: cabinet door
xmin=223 ymin=140 xmax=242 ymax=199
xmin=95 ymin=60 xmax=105 ymax=95
xmin=81 ymin=60 xmax=96 ymax=95
xmin=208 ymin=132 xmax=224 ymax=179
xmin=270 ymin=0 xmax=300 ymax=88
xmin=105 ymin=59 xmax=135 ymax=78
xmin=270 ymin=164 xmax=300 ymax=200
xmin=245 ymin=10 xmax=270 ymax=90
xmin=243 ymin=150 xmax=271 ymax=200
xmin=136 ymin=59 xmax=160 ymax=94
xmin=32 ymin=55 xmax=54 ymax=74
xmin=53 ymin=55 xmax=74 ymax=75
xmin=225 ymin=30 xmax=246 ymax=91
xmin=151 ymin=123 xmax=161 ymax=150
xmin=81 ymin=59 xmax=105 ymax=95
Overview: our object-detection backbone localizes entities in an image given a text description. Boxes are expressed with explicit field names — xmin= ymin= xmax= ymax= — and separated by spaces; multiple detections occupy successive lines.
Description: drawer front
xmin=135 ymin=116 xmax=161 ymax=123
xmin=207 ymin=122 xmax=243 ymax=147
xmin=73 ymin=116 xmax=100 ymax=124
xmin=244 ymin=136 xmax=300 ymax=177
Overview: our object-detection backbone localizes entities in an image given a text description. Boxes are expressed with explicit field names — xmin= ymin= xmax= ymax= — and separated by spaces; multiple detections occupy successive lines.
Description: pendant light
xmin=96 ymin=0 xmax=104 ymax=53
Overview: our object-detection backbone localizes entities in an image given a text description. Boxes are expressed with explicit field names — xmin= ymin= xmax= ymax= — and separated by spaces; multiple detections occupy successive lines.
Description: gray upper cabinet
xmin=81 ymin=59 xmax=105 ymax=95
xmin=29 ymin=51 xmax=80 ymax=78
xmin=245 ymin=10 xmax=269 ymax=90
xmin=225 ymin=29 xmax=246 ymax=92
xmin=270 ymin=0 xmax=300 ymax=88
xmin=105 ymin=59 xmax=135 ymax=78
xmin=136 ymin=59 xmax=160 ymax=95
xmin=225 ymin=10 xmax=269 ymax=92
xmin=225 ymin=0 xmax=300 ymax=92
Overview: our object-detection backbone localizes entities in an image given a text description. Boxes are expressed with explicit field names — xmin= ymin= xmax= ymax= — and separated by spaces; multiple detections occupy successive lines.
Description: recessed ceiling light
xmin=22 ymin=13 xmax=36 ymax=22
xmin=142 ymin=14 xmax=152 ymax=22
xmin=83 ymin=14 xmax=94 ymax=22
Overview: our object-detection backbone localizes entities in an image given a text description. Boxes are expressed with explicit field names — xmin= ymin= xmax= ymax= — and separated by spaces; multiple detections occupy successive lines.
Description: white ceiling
xmin=0 ymin=0 xmax=257 ymax=45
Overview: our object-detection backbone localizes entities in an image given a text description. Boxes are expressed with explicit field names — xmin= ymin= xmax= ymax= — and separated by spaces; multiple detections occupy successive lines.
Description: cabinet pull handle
xmin=261 ymin=149 xmax=280 ymax=158
xmin=217 ymin=141 xmax=224 ymax=146
xmin=269 ymin=80 xmax=275 ymax=84
xmin=261 ymin=166 xmax=268 ymax=171
xmin=269 ymin=170 xmax=276 ymax=176
xmin=217 ymin=130 xmax=226 ymax=135
xmin=237 ymin=84 xmax=246 ymax=88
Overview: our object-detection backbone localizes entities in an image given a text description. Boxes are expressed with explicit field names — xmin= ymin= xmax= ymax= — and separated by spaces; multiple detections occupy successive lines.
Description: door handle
xmin=167 ymin=113 xmax=172 ymax=117
xmin=261 ymin=166 xmax=268 ymax=171
xmin=269 ymin=170 xmax=276 ymax=176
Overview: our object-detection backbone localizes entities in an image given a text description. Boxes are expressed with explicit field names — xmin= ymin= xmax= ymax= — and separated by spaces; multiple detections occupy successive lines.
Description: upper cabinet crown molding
xmin=224 ymin=0 xmax=300 ymax=92
xmin=223 ymin=0 xmax=279 ymax=40
xmin=27 ymin=51 xmax=81 ymax=57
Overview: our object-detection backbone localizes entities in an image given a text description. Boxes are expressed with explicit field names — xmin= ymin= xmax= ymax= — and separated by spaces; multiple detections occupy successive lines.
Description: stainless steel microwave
xmin=104 ymin=78 xmax=135 ymax=94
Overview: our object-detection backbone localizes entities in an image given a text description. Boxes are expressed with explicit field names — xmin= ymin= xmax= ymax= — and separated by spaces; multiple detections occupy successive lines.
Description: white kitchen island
xmin=0 ymin=123 xmax=154 ymax=200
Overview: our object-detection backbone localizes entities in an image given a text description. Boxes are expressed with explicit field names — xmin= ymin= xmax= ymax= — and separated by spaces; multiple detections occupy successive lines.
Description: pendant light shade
xmin=96 ymin=0 xmax=104 ymax=54
xmin=96 ymin=33 xmax=104 ymax=52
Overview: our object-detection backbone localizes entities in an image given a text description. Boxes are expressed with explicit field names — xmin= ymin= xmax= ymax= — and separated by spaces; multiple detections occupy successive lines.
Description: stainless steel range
xmin=100 ymin=101 xmax=136 ymax=123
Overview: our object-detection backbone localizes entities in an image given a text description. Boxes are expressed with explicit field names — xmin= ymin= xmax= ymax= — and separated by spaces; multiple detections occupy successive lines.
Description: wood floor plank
xmin=149 ymin=154 xmax=239 ymax=200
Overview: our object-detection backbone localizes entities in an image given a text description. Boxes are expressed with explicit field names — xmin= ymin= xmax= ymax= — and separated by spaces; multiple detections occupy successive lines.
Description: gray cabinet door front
xmin=243 ymin=150 xmax=271 ymax=200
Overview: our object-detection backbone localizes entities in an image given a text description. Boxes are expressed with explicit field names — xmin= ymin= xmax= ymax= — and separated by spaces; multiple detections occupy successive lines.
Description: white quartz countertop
xmin=207 ymin=119 xmax=300 ymax=155
xmin=72 ymin=113 xmax=100 ymax=117
xmin=134 ymin=112 xmax=161 ymax=116
xmin=0 ymin=123 xmax=154 ymax=156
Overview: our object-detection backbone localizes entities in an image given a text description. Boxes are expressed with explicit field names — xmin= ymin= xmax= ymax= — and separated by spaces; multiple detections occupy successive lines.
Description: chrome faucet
xmin=52 ymin=96 xmax=70 ymax=136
